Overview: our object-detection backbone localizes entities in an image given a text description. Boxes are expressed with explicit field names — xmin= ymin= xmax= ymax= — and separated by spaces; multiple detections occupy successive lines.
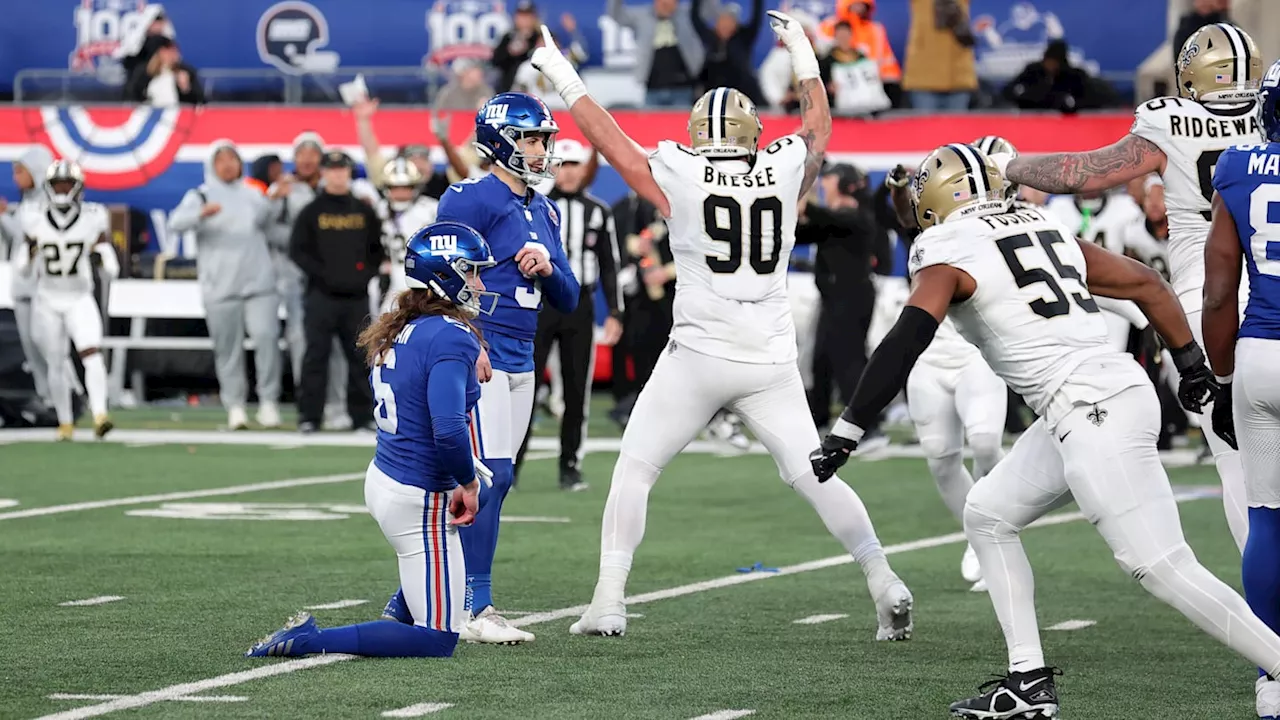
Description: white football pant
xmin=1234 ymin=338 xmax=1280 ymax=508
xmin=469 ymin=368 xmax=536 ymax=467
xmin=963 ymin=379 xmax=1280 ymax=677
xmin=365 ymin=461 xmax=465 ymax=632
xmin=32 ymin=292 xmax=107 ymax=424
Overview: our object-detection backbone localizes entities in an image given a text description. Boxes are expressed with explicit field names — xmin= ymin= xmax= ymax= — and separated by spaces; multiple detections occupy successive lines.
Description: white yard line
xmin=1048 ymin=619 xmax=1097 ymax=631
xmin=24 ymin=488 xmax=1219 ymax=720
xmin=303 ymin=600 xmax=369 ymax=611
xmin=0 ymin=473 xmax=363 ymax=522
xmin=792 ymin=614 xmax=848 ymax=625
xmin=58 ymin=596 xmax=125 ymax=607
xmin=689 ymin=711 xmax=755 ymax=720
xmin=48 ymin=694 xmax=247 ymax=703
xmin=381 ymin=702 xmax=455 ymax=717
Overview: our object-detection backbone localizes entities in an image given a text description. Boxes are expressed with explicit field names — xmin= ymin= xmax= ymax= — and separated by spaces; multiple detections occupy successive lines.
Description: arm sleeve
xmin=540 ymin=236 xmax=581 ymax=313
xmin=426 ymin=358 xmax=478 ymax=486
xmin=839 ymin=305 xmax=939 ymax=430
xmin=607 ymin=0 xmax=636 ymax=27
xmin=288 ymin=206 xmax=325 ymax=284
xmin=168 ymin=189 xmax=205 ymax=233
xmin=185 ymin=66 xmax=205 ymax=105
xmin=367 ymin=206 xmax=387 ymax=266
xmin=689 ymin=0 xmax=714 ymax=44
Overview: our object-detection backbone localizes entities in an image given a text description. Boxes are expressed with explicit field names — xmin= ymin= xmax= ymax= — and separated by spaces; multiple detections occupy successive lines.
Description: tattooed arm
xmin=1005 ymin=134 xmax=1166 ymax=195
xmin=796 ymin=76 xmax=832 ymax=198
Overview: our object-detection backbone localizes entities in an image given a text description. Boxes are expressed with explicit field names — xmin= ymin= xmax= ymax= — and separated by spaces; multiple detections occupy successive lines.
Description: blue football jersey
xmin=436 ymin=174 xmax=579 ymax=373
xmin=1214 ymin=143 xmax=1280 ymax=340
xmin=372 ymin=315 xmax=482 ymax=492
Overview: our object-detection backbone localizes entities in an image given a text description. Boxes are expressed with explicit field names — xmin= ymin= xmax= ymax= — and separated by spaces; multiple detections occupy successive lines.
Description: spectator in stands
xmin=288 ymin=150 xmax=384 ymax=434
xmin=820 ymin=21 xmax=892 ymax=115
xmin=758 ymin=10 xmax=820 ymax=111
xmin=125 ymin=37 xmax=203 ymax=107
xmin=1173 ymin=0 xmax=1230 ymax=64
xmin=819 ymin=0 xmax=902 ymax=107
xmin=170 ymin=141 xmax=285 ymax=430
xmin=609 ymin=0 xmax=711 ymax=108
xmin=114 ymin=4 xmax=174 ymax=87
xmin=1003 ymin=39 xmax=1114 ymax=112
xmin=247 ymin=154 xmax=283 ymax=195
xmin=691 ymin=0 xmax=766 ymax=105
xmin=514 ymin=17 xmax=589 ymax=110
xmin=902 ymin=0 xmax=977 ymax=111
xmin=434 ymin=59 xmax=495 ymax=111
xmin=492 ymin=0 xmax=541 ymax=93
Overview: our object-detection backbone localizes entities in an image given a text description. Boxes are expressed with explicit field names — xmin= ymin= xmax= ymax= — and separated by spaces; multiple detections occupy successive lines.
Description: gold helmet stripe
xmin=710 ymin=87 xmax=728 ymax=145
xmin=1217 ymin=22 xmax=1251 ymax=84
xmin=947 ymin=143 xmax=986 ymax=197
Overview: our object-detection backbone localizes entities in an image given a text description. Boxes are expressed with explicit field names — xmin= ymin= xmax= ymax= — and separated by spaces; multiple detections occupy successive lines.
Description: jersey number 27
xmin=703 ymin=195 xmax=783 ymax=275
xmin=997 ymin=230 xmax=1100 ymax=319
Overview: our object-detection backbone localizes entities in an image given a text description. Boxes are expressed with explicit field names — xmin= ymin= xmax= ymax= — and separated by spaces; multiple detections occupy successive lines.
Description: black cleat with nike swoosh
xmin=949 ymin=666 xmax=1062 ymax=719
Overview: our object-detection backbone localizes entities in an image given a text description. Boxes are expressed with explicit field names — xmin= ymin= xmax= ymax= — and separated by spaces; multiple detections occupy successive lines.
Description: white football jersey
xmin=908 ymin=207 xmax=1148 ymax=427
xmin=378 ymin=196 xmax=439 ymax=298
xmin=1130 ymin=95 xmax=1260 ymax=310
xmin=1044 ymin=192 xmax=1144 ymax=255
xmin=21 ymin=202 xmax=110 ymax=297
xmin=918 ymin=316 xmax=983 ymax=370
xmin=649 ymin=136 xmax=806 ymax=364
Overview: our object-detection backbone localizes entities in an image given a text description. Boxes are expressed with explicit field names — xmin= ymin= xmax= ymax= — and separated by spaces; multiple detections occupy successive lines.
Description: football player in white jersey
xmin=812 ymin=144 xmax=1280 ymax=719
xmin=20 ymin=160 xmax=118 ymax=440
xmin=530 ymin=13 xmax=914 ymax=640
xmin=376 ymin=157 xmax=438 ymax=314
xmin=1001 ymin=22 xmax=1261 ymax=552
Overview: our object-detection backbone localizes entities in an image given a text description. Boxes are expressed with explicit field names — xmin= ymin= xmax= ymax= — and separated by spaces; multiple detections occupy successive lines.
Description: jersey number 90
xmin=702 ymin=195 xmax=782 ymax=275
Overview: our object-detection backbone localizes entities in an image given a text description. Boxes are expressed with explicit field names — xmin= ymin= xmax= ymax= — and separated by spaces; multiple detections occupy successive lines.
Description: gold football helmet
xmin=689 ymin=87 xmax=763 ymax=159
xmin=912 ymin=144 xmax=1008 ymax=230
xmin=971 ymin=135 xmax=1019 ymax=200
xmin=1177 ymin=23 xmax=1261 ymax=104
xmin=381 ymin=157 xmax=423 ymax=189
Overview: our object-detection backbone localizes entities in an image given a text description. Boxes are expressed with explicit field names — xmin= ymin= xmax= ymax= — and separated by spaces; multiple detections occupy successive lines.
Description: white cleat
xmin=569 ymin=602 xmax=628 ymax=636
xmin=968 ymin=578 xmax=989 ymax=593
xmin=227 ymin=406 xmax=249 ymax=431
xmin=1257 ymin=676 xmax=1280 ymax=719
xmin=961 ymin=544 xmax=982 ymax=584
xmin=873 ymin=580 xmax=914 ymax=641
xmin=459 ymin=607 xmax=534 ymax=645
xmin=256 ymin=401 xmax=282 ymax=429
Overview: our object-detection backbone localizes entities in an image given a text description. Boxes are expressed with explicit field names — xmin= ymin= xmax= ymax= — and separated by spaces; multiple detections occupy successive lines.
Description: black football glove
xmin=1170 ymin=341 xmax=1219 ymax=414
xmin=1211 ymin=382 xmax=1238 ymax=450
xmin=886 ymin=164 xmax=909 ymax=189
xmin=810 ymin=433 xmax=858 ymax=483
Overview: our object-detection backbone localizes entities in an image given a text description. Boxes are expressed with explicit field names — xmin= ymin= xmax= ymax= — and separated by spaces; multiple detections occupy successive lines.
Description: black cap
xmin=321 ymin=150 xmax=353 ymax=169
xmin=822 ymin=163 xmax=866 ymax=196
xmin=515 ymin=0 xmax=537 ymax=13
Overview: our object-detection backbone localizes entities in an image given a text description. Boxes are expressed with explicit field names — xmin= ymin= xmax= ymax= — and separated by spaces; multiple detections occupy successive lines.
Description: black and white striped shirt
xmin=550 ymin=189 xmax=622 ymax=314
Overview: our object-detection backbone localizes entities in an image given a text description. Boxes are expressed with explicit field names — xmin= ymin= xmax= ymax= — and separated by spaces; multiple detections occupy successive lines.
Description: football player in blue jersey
xmin=433 ymin=92 xmax=580 ymax=644
xmin=245 ymin=221 xmax=497 ymax=659
xmin=1204 ymin=58 xmax=1280 ymax=719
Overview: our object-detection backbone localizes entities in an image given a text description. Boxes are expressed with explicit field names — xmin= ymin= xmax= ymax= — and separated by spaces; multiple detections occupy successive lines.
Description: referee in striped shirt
xmin=515 ymin=140 xmax=623 ymax=491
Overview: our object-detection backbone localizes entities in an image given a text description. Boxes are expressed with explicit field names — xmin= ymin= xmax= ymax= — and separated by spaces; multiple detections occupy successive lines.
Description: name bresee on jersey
xmin=649 ymin=136 xmax=807 ymax=364
xmin=21 ymin=202 xmax=110 ymax=297
xmin=1131 ymin=95 xmax=1258 ymax=310
xmin=908 ymin=207 xmax=1148 ymax=428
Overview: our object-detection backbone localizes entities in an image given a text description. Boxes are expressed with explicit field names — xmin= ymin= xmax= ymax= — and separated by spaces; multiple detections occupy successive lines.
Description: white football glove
xmin=766 ymin=10 xmax=819 ymax=81
xmin=474 ymin=456 xmax=494 ymax=488
xmin=530 ymin=25 xmax=587 ymax=107
xmin=988 ymin=151 xmax=1014 ymax=179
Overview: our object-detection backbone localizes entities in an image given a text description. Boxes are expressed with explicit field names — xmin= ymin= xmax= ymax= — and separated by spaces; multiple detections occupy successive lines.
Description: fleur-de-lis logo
xmin=1087 ymin=404 xmax=1108 ymax=426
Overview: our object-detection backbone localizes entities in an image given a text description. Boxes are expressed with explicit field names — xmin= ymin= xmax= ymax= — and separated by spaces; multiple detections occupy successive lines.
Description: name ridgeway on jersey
xmin=1167 ymin=115 xmax=1259 ymax=139
xmin=703 ymin=165 xmax=778 ymax=189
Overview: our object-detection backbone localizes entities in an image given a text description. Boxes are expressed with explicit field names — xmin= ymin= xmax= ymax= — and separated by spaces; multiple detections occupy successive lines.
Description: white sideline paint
xmin=0 ymin=499 xmax=18 ymax=509
xmin=381 ymin=702 xmax=455 ymax=717
xmin=303 ymin=600 xmax=368 ymax=611
xmin=1048 ymin=619 xmax=1097 ymax=631
xmin=24 ymin=489 xmax=1219 ymax=720
xmin=57 ymin=596 xmax=125 ymax=607
xmin=48 ymin=694 xmax=247 ymax=703
xmin=792 ymin=614 xmax=848 ymax=625
xmin=689 ymin=711 xmax=755 ymax=720
xmin=0 ymin=472 xmax=363 ymax=522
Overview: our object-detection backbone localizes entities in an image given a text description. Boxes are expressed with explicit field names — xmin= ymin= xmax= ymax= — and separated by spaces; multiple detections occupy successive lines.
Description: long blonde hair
xmin=357 ymin=289 xmax=481 ymax=367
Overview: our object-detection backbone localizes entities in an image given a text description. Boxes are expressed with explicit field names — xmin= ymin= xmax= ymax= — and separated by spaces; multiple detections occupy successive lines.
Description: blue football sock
xmin=1243 ymin=506 xmax=1280 ymax=679
xmin=382 ymin=588 xmax=413 ymax=624
xmin=300 ymin=621 xmax=458 ymax=658
xmin=460 ymin=458 xmax=512 ymax=613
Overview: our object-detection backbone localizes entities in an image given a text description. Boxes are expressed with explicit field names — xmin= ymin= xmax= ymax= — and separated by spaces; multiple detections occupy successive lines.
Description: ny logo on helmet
xmin=483 ymin=103 xmax=510 ymax=125
xmin=430 ymin=234 xmax=459 ymax=254
xmin=1265 ymin=61 xmax=1280 ymax=88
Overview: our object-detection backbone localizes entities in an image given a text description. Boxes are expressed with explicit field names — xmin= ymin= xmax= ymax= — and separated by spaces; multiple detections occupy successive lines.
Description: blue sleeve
xmin=541 ymin=224 xmax=581 ymax=313
xmin=1213 ymin=148 xmax=1241 ymax=194
xmin=437 ymin=184 xmax=490 ymax=232
xmin=426 ymin=358 xmax=477 ymax=487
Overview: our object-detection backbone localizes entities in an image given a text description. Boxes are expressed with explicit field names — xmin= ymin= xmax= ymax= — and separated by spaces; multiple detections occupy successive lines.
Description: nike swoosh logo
xmin=450 ymin=186 xmax=464 ymax=193
xmin=1057 ymin=431 xmax=1071 ymax=442
xmin=1019 ymin=678 xmax=1048 ymax=692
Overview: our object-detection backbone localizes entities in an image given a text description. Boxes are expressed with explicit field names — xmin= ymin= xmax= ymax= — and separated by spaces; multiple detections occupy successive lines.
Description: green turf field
xmin=0 ymin=425 xmax=1254 ymax=720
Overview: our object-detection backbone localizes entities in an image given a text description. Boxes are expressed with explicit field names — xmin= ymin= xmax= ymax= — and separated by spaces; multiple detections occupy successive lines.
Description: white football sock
xmin=82 ymin=352 xmax=108 ymax=417
xmin=964 ymin=499 xmax=1046 ymax=673
xmin=594 ymin=452 xmax=661 ymax=605
xmin=792 ymin=471 xmax=893 ymax=582
xmin=926 ymin=451 xmax=973 ymax=523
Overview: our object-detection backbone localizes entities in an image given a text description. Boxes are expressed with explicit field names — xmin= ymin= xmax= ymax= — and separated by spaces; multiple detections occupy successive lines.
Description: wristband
xmin=830 ymin=418 xmax=865 ymax=443
xmin=1170 ymin=341 xmax=1206 ymax=373
xmin=787 ymin=43 xmax=821 ymax=82
xmin=1215 ymin=374 xmax=1233 ymax=385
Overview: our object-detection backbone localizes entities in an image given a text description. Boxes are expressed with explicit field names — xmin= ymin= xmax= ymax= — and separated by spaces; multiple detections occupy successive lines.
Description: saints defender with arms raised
xmin=1002 ymin=23 xmax=1262 ymax=552
xmin=812 ymin=144 xmax=1280 ymax=719
xmin=530 ymin=13 xmax=913 ymax=641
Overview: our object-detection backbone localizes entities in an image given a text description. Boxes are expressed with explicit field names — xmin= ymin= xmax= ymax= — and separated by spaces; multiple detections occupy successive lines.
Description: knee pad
xmin=919 ymin=435 xmax=958 ymax=461
xmin=963 ymin=491 xmax=1023 ymax=540
xmin=1126 ymin=540 xmax=1195 ymax=582
xmin=924 ymin=449 xmax=964 ymax=478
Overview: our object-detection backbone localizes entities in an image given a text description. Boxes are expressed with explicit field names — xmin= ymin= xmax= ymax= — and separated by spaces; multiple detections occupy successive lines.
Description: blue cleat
xmin=380 ymin=589 xmax=413 ymax=624
xmin=245 ymin=611 xmax=317 ymax=658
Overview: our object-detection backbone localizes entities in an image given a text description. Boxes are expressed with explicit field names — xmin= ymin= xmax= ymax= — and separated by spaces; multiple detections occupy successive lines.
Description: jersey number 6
xmin=997 ymin=230 xmax=1100 ymax=319
xmin=703 ymin=195 xmax=783 ymax=275
xmin=372 ymin=348 xmax=399 ymax=434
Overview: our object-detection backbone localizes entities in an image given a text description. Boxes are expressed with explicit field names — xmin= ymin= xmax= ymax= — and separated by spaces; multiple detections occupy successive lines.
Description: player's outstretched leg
xmin=246 ymin=611 xmax=459 ymax=658
xmin=33 ymin=304 xmax=74 ymax=440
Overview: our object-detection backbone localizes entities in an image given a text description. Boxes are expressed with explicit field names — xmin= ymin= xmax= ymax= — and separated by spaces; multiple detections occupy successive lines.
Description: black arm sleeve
xmin=591 ymin=205 xmax=622 ymax=314
xmin=839 ymin=305 xmax=940 ymax=429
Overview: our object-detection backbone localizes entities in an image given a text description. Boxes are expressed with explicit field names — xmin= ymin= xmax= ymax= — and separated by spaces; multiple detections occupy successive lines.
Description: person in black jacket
xmin=124 ymin=37 xmax=203 ymax=106
xmin=288 ymin=151 xmax=385 ymax=433
xmin=691 ymin=0 xmax=766 ymax=104
xmin=491 ymin=0 xmax=541 ymax=93
xmin=1172 ymin=0 xmax=1230 ymax=66
xmin=796 ymin=163 xmax=886 ymax=435
xmin=1002 ymin=39 xmax=1114 ymax=112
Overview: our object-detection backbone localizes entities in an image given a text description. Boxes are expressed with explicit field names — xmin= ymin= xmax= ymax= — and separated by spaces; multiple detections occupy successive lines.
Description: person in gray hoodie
xmin=607 ymin=0 xmax=721 ymax=107
xmin=263 ymin=132 xmax=351 ymax=429
xmin=170 ymin=140 xmax=284 ymax=430
xmin=0 ymin=146 xmax=56 ymax=407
